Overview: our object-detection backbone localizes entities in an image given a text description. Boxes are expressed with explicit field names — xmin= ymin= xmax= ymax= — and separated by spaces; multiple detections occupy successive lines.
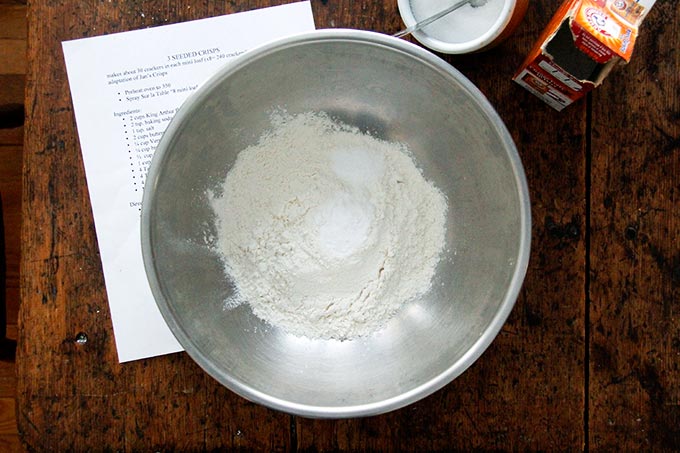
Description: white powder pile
xmin=411 ymin=0 xmax=505 ymax=44
xmin=209 ymin=111 xmax=447 ymax=340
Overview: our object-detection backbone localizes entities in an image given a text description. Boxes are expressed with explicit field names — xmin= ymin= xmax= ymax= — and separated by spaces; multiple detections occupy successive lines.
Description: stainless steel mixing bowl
xmin=141 ymin=29 xmax=531 ymax=418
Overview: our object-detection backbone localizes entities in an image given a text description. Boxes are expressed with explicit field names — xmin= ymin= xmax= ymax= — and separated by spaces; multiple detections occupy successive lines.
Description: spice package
xmin=513 ymin=0 xmax=656 ymax=111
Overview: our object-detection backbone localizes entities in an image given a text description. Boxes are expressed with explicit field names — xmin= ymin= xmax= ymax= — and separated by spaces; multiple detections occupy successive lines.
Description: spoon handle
xmin=393 ymin=0 xmax=472 ymax=38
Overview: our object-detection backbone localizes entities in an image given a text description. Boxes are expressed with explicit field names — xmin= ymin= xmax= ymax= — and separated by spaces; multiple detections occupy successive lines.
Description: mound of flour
xmin=209 ymin=112 xmax=447 ymax=339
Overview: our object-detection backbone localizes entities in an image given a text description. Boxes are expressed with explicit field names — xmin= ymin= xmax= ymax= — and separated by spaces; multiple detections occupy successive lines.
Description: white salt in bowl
xmin=142 ymin=29 xmax=531 ymax=418
xmin=397 ymin=0 xmax=528 ymax=54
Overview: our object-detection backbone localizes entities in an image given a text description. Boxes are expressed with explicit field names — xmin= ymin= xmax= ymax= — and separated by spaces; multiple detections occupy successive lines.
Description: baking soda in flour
xmin=209 ymin=111 xmax=447 ymax=340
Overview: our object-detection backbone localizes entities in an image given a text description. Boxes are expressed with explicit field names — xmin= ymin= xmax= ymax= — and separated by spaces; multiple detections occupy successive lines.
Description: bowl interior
xmin=143 ymin=30 xmax=529 ymax=417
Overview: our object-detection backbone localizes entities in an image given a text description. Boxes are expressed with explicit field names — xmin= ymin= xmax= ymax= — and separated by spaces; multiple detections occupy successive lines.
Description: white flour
xmin=209 ymin=112 xmax=447 ymax=339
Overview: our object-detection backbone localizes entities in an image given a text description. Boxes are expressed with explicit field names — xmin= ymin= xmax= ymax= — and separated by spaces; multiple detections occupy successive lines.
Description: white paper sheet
xmin=62 ymin=2 xmax=316 ymax=362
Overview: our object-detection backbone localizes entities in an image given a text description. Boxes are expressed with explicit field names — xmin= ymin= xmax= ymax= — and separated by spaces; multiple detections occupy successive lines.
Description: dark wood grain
xmin=16 ymin=0 xmax=678 ymax=450
xmin=589 ymin=2 xmax=680 ymax=450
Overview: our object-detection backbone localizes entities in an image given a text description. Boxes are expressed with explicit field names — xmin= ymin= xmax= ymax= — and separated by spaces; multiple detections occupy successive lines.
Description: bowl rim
xmin=141 ymin=28 xmax=532 ymax=418
xmin=396 ymin=0 xmax=518 ymax=54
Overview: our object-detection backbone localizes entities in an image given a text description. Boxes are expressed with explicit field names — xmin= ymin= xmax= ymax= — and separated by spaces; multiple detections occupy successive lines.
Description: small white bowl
xmin=397 ymin=0 xmax=528 ymax=54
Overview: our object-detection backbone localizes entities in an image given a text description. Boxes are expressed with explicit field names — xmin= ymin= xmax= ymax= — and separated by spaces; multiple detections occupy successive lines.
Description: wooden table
xmin=18 ymin=0 xmax=679 ymax=450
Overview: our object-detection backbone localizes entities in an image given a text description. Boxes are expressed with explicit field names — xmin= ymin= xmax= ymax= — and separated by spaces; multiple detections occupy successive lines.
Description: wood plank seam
xmin=583 ymin=92 xmax=593 ymax=453
xmin=0 ymin=2 xmax=26 ymax=451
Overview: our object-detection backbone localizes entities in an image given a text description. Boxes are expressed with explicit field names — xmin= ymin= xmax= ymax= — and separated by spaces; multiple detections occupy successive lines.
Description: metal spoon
xmin=393 ymin=0 xmax=489 ymax=38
